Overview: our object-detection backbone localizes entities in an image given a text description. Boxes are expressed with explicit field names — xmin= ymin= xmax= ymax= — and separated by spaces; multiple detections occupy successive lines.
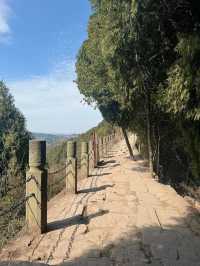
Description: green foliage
xmin=162 ymin=35 xmax=200 ymax=120
xmin=76 ymin=1 xmax=138 ymax=133
xmin=181 ymin=121 xmax=200 ymax=185
xmin=76 ymin=0 xmax=200 ymax=189
xmin=0 ymin=81 xmax=30 ymax=197
xmin=0 ymin=81 xmax=30 ymax=248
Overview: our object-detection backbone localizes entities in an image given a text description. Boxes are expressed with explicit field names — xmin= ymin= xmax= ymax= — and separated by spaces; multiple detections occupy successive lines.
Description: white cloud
xmin=0 ymin=0 xmax=11 ymax=42
xmin=8 ymin=61 xmax=102 ymax=134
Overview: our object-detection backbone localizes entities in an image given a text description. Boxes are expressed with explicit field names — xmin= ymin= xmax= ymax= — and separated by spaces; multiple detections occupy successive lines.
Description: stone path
xmin=1 ymin=140 xmax=200 ymax=265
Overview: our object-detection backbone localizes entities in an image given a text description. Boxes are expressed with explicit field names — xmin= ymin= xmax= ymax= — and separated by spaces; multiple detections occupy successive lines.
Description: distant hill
xmin=32 ymin=132 xmax=78 ymax=145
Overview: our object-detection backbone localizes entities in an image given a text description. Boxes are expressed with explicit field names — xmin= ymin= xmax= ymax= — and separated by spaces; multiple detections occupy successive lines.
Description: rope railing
xmin=51 ymin=174 xmax=66 ymax=187
xmin=0 ymin=130 xmax=120 ymax=247
xmin=0 ymin=192 xmax=35 ymax=249
xmin=48 ymin=158 xmax=81 ymax=199
xmin=3 ymin=175 xmax=33 ymax=195
xmin=0 ymin=150 xmax=28 ymax=198
xmin=0 ymin=193 xmax=34 ymax=218
xmin=48 ymin=164 xmax=67 ymax=176
xmin=48 ymin=164 xmax=68 ymax=200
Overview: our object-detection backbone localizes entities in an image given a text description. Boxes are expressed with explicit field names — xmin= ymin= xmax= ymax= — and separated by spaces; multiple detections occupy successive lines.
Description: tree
xmin=0 ymin=81 xmax=30 ymax=196
xmin=76 ymin=0 xmax=200 ymax=187
xmin=76 ymin=13 xmax=134 ymax=157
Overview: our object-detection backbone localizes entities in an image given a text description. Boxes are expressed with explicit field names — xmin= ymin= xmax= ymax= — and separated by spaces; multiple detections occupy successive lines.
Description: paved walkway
xmin=1 ymin=140 xmax=200 ymax=265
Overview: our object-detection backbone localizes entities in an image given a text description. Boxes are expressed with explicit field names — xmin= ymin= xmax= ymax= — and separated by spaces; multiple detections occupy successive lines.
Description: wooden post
xmin=109 ymin=135 xmax=112 ymax=151
xmin=81 ymin=142 xmax=89 ymax=179
xmin=66 ymin=141 xmax=77 ymax=194
xmin=105 ymin=136 xmax=108 ymax=156
xmin=102 ymin=137 xmax=104 ymax=158
xmin=107 ymin=136 xmax=111 ymax=153
xmin=94 ymin=132 xmax=98 ymax=167
xmin=96 ymin=137 xmax=100 ymax=165
xmin=26 ymin=140 xmax=47 ymax=234
xmin=99 ymin=138 xmax=103 ymax=160
xmin=89 ymin=140 xmax=94 ymax=175
xmin=101 ymin=138 xmax=105 ymax=159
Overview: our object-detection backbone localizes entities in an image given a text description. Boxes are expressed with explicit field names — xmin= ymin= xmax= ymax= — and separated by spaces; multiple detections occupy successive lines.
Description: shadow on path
xmin=131 ymin=166 xmax=149 ymax=173
xmin=110 ymin=163 xmax=120 ymax=168
xmin=133 ymin=154 xmax=143 ymax=161
xmin=1 ymin=197 xmax=200 ymax=265
xmin=57 ymin=210 xmax=200 ymax=265
xmin=102 ymin=155 xmax=115 ymax=159
xmin=88 ymin=173 xmax=112 ymax=178
xmin=78 ymin=184 xmax=114 ymax=194
xmin=0 ymin=263 xmax=47 ymax=266
xmin=47 ymin=210 xmax=109 ymax=232
xmin=98 ymin=160 xmax=116 ymax=167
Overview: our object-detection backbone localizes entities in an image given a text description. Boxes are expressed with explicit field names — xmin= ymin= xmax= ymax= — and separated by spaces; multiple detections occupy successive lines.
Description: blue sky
xmin=0 ymin=0 xmax=102 ymax=134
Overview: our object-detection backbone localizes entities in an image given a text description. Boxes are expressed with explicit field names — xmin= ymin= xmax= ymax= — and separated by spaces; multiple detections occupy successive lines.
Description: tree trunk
xmin=122 ymin=127 xmax=134 ymax=158
xmin=146 ymin=93 xmax=154 ymax=178
xmin=156 ymin=127 xmax=160 ymax=176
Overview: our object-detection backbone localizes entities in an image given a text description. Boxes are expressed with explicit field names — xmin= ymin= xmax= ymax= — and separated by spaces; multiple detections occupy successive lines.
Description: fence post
xmin=107 ymin=136 xmax=110 ymax=154
xmin=102 ymin=137 xmax=105 ymax=159
xmin=26 ymin=140 xmax=47 ymax=234
xmin=99 ymin=138 xmax=103 ymax=160
xmin=89 ymin=140 xmax=94 ymax=175
xmin=105 ymin=136 xmax=108 ymax=156
xmin=81 ymin=142 xmax=89 ymax=179
xmin=101 ymin=138 xmax=105 ymax=159
xmin=94 ymin=132 xmax=98 ymax=167
xmin=66 ymin=141 xmax=78 ymax=194
xmin=96 ymin=137 xmax=100 ymax=165
xmin=110 ymin=135 xmax=112 ymax=150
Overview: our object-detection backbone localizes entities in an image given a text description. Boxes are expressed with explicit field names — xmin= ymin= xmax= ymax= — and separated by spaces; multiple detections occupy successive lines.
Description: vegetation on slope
xmin=76 ymin=0 xmax=200 ymax=194
xmin=47 ymin=120 xmax=114 ymax=169
xmin=0 ymin=81 xmax=30 ymax=248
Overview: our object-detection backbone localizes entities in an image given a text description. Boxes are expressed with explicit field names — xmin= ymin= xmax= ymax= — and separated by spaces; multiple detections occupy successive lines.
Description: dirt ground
xmin=0 ymin=140 xmax=200 ymax=266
